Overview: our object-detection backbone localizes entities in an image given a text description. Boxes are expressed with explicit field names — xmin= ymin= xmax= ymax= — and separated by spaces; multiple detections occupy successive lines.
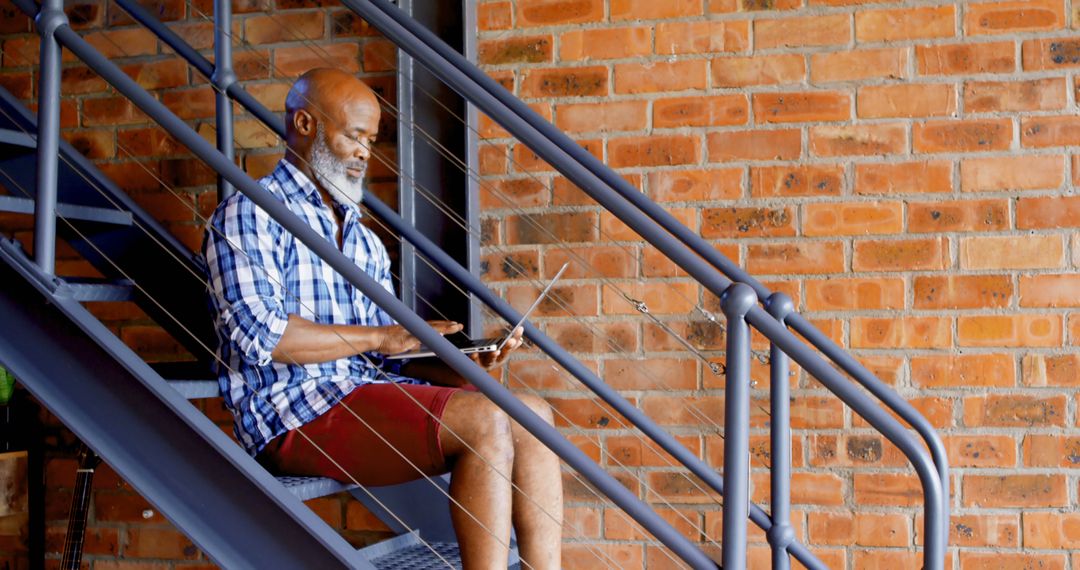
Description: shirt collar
xmin=273 ymin=159 xmax=363 ymax=218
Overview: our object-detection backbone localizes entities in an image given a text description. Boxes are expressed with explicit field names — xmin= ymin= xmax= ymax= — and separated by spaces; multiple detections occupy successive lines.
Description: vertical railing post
xmin=721 ymin=282 xmax=756 ymax=569
xmin=32 ymin=0 xmax=67 ymax=275
xmin=765 ymin=292 xmax=796 ymax=569
xmin=211 ymin=0 xmax=235 ymax=202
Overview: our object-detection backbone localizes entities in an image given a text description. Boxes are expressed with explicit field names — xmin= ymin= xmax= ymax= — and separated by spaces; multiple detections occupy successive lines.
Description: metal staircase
xmin=0 ymin=0 xmax=951 ymax=568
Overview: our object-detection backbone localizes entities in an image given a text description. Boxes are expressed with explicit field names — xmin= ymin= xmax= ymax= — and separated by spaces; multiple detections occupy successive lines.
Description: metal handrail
xmin=346 ymin=1 xmax=947 ymax=567
xmin=11 ymin=2 xmax=719 ymax=567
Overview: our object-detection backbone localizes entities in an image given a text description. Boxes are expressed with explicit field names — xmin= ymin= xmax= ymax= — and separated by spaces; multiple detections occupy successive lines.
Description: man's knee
xmin=443 ymin=392 xmax=514 ymax=463
xmin=514 ymin=392 xmax=554 ymax=426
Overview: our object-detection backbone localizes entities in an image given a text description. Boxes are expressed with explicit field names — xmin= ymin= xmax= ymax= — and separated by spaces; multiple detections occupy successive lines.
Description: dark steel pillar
xmin=32 ymin=0 xmax=67 ymax=274
xmin=212 ymin=0 xmax=236 ymax=202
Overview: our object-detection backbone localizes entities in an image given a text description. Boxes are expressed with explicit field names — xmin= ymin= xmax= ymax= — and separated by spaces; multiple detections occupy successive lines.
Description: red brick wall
xmin=1 ymin=0 xmax=1079 ymax=568
xmin=475 ymin=0 xmax=1080 ymax=568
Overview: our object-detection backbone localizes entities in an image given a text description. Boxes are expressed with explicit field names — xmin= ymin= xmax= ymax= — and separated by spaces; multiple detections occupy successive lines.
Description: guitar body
xmin=60 ymin=445 xmax=99 ymax=570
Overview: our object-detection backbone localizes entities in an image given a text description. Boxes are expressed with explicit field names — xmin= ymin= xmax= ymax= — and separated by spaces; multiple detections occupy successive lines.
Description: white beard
xmin=311 ymin=124 xmax=366 ymax=206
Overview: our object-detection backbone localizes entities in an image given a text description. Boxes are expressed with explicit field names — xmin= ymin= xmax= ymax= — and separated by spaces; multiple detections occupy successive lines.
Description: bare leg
xmin=439 ymin=392 xmax=515 ymax=570
xmin=509 ymin=393 xmax=563 ymax=570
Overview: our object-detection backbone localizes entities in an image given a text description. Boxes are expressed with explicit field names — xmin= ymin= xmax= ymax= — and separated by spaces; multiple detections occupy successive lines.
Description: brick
xmin=477 ymin=1 xmax=512 ymax=30
xmin=960 ymin=552 xmax=1065 ymax=570
xmin=520 ymin=66 xmax=607 ymax=98
xmin=811 ymin=48 xmax=908 ymax=83
xmin=963 ymin=474 xmax=1067 ymax=507
xmin=608 ymin=135 xmax=700 ymax=167
xmin=809 ymin=124 xmax=907 ymax=156
xmin=610 ymin=0 xmax=703 ymax=20
xmin=755 ymin=14 xmax=850 ymax=49
xmin=942 ymin=514 xmax=1019 ymax=548
xmin=701 ymin=206 xmax=796 ymax=238
xmin=547 ymin=321 xmax=639 ymax=354
xmin=82 ymin=97 xmax=149 ymax=127
xmin=1023 ymin=354 xmax=1080 ymax=387
xmin=505 ymin=211 xmax=597 ymax=244
xmin=1018 ymin=196 xmax=1080 ymax=229
xmin=850 ymin=316 xmax=952 ymax=349
xmin=480 ymin=250 xmax=539 ymax=282
xmin=64 ymin=129 xmax=115 ymax=160
xmin=912 ymin=353 xmax=1015 ymax=389
xmin=564 ymin=543 xmax=642 ymax=569
xmin=803 ymin=201 xmax=903 ymax=236
xmin=913 ymin=274 xmax=1013 ymax=309
xmin=854 ymin=473 xmax=922 ymax=506
xmin=601 ymin=207 xmax=696 ymax=241
xmin=958 ymin=315 xmax=1063 ymax=347
xmin=961 ymin=155 xmax=1065 ymax=191
xmin=655 ymin=21 xmax=748 ymax=55
xmin=480 ymin=177 xmax=550 ymax=209
xmin=855 ymin=161 xmax=952 ymax=194
xmin=478 ymin=35 xmax=553 ymax=65
xmin=613 ymin=60 xmax=708 ymax=94
xmin=970 ymin=78 xmax=1068 ymax=115
xmin=857 ymin=84 xmax=957 ymax=118
xmin=125 ymin=527 xmax=198 ymax=559
xmin=855 ymin=513 xmax=911 ymax=547
xmin=1071 ymin=314 xmax=1080 ymax=346
xmin=965 ymin=0 xmax=1066 ymax=36
xmin=947 ymin=434 xmax=1019 ymax=468
xmin=647 ymin=169 xmax=742 ymax=202
xmin=1024 ymin=512 xmax=1080 ymax=549
xmin=601 ymin=358 xmax=697 ymax=390
xmin=751 ymin=165 xmax=844 ymax=197
xmin=908 ymin=199 xmax=1009 ymax=233
xmin=515 ymin=0 xmax=603 ymax=26
xmin=161 ymin=88 xmax=217 ymax=120
xmin=711 ymin=54 xmax=805 ymax=87
xmin=808 ymin=512 xmax=855 ymax=545
xmin=273 ymin=43 xmax=359 ymax=76
xmin=805 ymin=277 xmax=904 ymax=311
xmin=1023 ymin=37 xmax=1080 ymax=70
xmin=913 ymin=119 xmax=1012 ymax=153
xmin=853 ymin=238 xmax=948 ymax=271
xmin=555 ymin=100 xmax=648 ymax=133
xmin=362 ymin=39 xmax=397 ymax=72
xmin=960 ymin=235 xmax=1064 ymax=270
xmin=653 ymin=95 xmax=748 ymax=128
xmin=753 ymin=91 xmax=850 ymax=124
xmin=746 ymin=241 xmax=845 ymax=275
xmin=84 ymin=28 xmax=158 ymax=58
xmin=1021 ymin=116 xmax=1080 ymax=147
xmin=61 ymin=65 xmax=107 ymax=95
xmin=708 ymin=129 xmax=801 ymax=162
xmin=856 ymin=6 xmax=956 ymax=42
xmin=1020 ymin=274 xmax=1080 ymax=307
xmin=917 ymin=41 xmax=1016 ymax=75
xmin=244 ymin=12 xmax=324 ymax=45
xmin=559 ymin=28 xmax=651 ymax=61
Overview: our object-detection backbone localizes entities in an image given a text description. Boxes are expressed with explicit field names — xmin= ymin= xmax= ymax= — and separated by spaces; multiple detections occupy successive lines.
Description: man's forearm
xmin=270 ymin=314 xmax=383 ymax=365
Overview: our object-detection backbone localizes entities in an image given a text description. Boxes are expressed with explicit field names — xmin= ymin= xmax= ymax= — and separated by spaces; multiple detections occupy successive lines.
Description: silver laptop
xmin=385 ymin=262 xmax=570 ymax=360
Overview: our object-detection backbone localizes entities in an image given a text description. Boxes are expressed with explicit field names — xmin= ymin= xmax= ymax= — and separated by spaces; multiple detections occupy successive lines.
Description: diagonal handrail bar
xmin=345 ymin=1 xmax=947 ymax=566
xmin=357 ymin=0 xmax=952 ymax=546
xmin=84 ymin=4 xmax=833 ymax=568
xmin=16 ymin=12 xmax=719 ymax=568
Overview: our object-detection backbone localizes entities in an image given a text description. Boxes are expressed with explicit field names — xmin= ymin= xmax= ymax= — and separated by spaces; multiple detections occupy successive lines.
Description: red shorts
xmin=256 ymin=382 xmax=464 ymax=487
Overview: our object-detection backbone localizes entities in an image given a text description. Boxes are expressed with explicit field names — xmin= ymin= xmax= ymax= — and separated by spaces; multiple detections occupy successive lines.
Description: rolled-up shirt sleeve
xmin=205 ymin=196 xmax=290 ymax=366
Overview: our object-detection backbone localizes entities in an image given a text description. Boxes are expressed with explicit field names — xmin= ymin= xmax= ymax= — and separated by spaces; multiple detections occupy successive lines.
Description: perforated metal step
xmin=277 ymin=475 xmax=358 ymax=501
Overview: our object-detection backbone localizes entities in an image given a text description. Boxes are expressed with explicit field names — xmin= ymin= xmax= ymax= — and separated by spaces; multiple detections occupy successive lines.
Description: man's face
xmin=309 ymin=95 xmax=380 ymax=205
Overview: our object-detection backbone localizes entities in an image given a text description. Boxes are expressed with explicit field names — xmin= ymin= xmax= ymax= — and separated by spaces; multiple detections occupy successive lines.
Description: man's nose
xmin=355 ymin=139 xmax=371 ymax=161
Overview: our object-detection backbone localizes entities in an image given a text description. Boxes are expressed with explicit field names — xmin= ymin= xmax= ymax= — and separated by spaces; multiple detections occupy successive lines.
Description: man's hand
xmin=376 ymin=320 xmax=463 ymax=355
xmin=470 ymin=326 xmax=524 ymax=370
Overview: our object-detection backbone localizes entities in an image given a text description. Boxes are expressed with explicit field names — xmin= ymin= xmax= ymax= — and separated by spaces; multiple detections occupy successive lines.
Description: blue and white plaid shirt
xmin=204 ymin=159 xmax=410 ymax=455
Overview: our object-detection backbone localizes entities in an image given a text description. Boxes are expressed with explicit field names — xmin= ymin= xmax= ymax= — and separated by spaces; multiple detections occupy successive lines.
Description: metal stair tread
xmin=0 ymin=195 xmax=133 ymax=226
xmin=277 ymin=475 xmax=358 ymax=501
xmin=59 ymin=277 xmax=135 ymax=301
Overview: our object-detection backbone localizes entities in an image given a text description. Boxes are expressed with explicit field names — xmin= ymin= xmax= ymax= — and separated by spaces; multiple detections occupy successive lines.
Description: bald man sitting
xmin=203 ymin=68 xmax=562 ymax=569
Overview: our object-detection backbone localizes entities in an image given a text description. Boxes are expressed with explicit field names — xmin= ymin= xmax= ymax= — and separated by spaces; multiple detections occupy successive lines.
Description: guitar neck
xmin=60 ymin=457 xmax=98 ymax=570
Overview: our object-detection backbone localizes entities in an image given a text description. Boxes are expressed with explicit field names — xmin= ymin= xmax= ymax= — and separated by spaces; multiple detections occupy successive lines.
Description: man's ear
xmin=293 ymin=109 xmax=315 ymax=137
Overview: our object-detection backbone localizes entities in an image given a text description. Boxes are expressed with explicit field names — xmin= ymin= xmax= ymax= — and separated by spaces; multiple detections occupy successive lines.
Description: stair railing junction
xmin=11 ymin=0 xmax=950 ymax=567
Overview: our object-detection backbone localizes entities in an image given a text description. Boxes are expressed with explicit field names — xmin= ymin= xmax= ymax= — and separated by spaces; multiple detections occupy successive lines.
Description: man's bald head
xmin=283 ymin=69 xmax=381 ymax=207
xmin=285 ymin=68 xmax=379 ymax=135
